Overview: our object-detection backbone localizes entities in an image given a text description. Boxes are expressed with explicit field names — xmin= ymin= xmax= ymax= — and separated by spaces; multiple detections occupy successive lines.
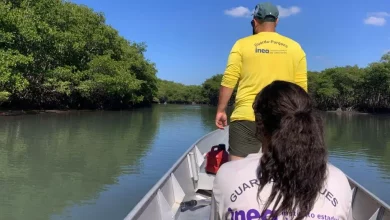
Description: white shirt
xmin=211 ymin=153 xmax=353 ymax=220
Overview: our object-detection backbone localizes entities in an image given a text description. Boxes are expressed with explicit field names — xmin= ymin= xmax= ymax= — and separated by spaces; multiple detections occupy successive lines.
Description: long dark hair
xmin=253 ymin=80 xmax=327 ymax=219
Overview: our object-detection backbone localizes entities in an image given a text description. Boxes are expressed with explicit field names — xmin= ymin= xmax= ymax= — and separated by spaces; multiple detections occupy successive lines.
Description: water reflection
xmin=324 ymin=112 xmax=390 ymax=203
xmin=0 ymin=109 xmax=160 ymax=220
xmin=0 ymin=106 xmax=389 ymax=220
xmin=50 ymin=104 xmax=217 ymax=220
xmin=200 ymin=108 xmax=390 ymax=204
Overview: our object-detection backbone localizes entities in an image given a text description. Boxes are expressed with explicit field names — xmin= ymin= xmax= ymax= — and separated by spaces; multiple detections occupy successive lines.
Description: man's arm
xmin=217 ymin=86 xmax=234 ymax=112
xmin=217 ymin=41 xmax=242 ymax=112
xmin=295 ymin=48 xmax=308 ymax=92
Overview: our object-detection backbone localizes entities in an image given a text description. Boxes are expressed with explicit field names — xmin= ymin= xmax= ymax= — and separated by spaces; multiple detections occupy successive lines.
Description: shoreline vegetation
xmin=1 ymin=107 xmax=385 ymax=117
xmin=1 ymin=1 xmax=390 ymax=116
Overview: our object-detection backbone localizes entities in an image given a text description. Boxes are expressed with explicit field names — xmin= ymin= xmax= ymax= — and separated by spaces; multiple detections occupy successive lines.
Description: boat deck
xmin=178 ymin=206 xmax=210 ymax=220
xmin=177 ymin=158 xmax=214 ymax=220
xmin=177 ymin=194 xmax=211 ymax=220
xmin=124 ymin=128 xmax=390 ymax=220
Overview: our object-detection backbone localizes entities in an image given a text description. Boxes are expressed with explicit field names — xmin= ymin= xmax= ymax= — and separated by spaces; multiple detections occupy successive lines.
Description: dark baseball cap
xmin=253 ymin=2 xmax=279 ymax=22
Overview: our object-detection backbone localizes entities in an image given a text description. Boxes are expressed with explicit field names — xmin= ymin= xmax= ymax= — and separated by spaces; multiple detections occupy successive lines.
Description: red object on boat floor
xmin=205 ymin=144 xmax=229 ymax=175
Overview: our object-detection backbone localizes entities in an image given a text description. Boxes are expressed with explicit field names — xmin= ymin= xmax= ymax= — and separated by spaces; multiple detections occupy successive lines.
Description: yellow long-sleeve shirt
xmin=221 ymin=32 xmax=308 ymax=122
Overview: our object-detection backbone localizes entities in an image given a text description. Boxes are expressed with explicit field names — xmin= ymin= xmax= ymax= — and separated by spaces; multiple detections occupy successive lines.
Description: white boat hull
xmin=124 ymin=127 xmax=390 ymax=220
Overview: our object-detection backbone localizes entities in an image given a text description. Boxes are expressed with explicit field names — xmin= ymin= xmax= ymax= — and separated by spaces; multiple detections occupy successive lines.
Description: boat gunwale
xmin=346 ymin=174 xmax=390 ymax=211
xmin=123 ymin=128 xmax=222 ymax=220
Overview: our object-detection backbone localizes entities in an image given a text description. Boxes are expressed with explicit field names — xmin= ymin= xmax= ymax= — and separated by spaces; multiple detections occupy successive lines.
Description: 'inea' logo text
xmin=255 ymin=48 xmax=269 ymax=54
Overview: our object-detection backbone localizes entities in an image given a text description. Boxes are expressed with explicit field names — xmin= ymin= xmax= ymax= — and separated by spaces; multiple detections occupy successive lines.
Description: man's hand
xmin=215 ymin=111 xmax=228 ymax=129
xmin=215 ymin=86 xmax=234 ymax=130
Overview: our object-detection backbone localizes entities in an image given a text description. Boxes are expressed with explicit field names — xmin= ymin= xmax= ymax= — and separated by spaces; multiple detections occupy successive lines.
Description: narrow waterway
xmin=0 ymin=105 xmax=389 ymax=220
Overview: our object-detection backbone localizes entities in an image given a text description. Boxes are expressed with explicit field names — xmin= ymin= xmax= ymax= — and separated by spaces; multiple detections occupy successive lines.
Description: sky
xmin=71 ymin=0 xmax=390 ymax=85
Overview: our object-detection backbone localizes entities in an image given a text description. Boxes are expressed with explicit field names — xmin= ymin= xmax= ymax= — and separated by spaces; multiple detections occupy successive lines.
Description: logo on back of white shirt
xmin=229 ymin=179 xmax=339 ymax=208
xmin=226 ymin=208 xmax=341 ymax=220
xmin=320 ymin=188 xmax=338 ymax=207
xmin=230 ymin=179 xmax=260 ymax=202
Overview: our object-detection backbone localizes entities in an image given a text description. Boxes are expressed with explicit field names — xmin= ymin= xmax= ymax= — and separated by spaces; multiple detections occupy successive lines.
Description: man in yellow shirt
xmin=215 ymin=2 xmax=307 ymax=161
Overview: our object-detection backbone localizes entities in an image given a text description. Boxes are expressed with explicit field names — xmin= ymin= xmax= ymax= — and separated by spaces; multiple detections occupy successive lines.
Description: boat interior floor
xmin=178 ymin=204 xmax=211 ymax=220
xmin=177 ymin=191 xmax=212 ymax=220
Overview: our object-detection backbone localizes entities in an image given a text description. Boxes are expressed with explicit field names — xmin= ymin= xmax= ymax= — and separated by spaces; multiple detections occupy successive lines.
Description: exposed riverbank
xmin=0 ymin=109 xmax=96 ymax=116
xmin=0 ymin=103 xmax=201 ymax=116
xmin=2 ymin=105 xmax=390 ymax=117
xmin=326 ymin=110 xmax=370 ymax=115
xmin=326 ymin=108 xmax=390 ymax=115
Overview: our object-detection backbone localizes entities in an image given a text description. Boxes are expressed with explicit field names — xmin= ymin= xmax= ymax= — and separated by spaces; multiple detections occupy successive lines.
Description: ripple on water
xmin=1 ymin=106 xmax=390 ymax=220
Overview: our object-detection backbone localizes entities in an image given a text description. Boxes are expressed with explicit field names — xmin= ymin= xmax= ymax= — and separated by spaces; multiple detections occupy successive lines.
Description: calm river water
xmin=0 ymin=105 xmax=389 ymax=220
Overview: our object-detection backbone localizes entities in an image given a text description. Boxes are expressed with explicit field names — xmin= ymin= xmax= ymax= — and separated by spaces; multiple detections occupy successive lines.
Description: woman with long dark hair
xmin=212 ymin=80 xmax=352 ymax=220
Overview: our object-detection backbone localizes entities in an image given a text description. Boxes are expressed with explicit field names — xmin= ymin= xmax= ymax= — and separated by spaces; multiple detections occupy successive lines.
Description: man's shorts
xmin=228 ymin=120 xmax=262 ymax=157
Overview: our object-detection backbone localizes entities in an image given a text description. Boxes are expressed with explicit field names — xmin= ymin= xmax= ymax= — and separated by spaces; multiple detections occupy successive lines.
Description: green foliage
xmin=202 ymin=74 xmax=223 ymax=106
xmin=0 ymin=0 xmax=389 ymax=112
xmin=201 ymin=74 xmax=236 ymax=106
xmin=194 ymin=51 xmax=390 ymax=112
xmin=308 ymin=52 xmax=390 ymax=112
xmin=0 ymin=0 xmax=157 ymax=109
xmin=0 ymin=91 xmax=10 ymax=103
xmin=156 ymin=79 xmax=207 ymax=104
xmin=154 ymin=75 xmax=236 ymax=106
